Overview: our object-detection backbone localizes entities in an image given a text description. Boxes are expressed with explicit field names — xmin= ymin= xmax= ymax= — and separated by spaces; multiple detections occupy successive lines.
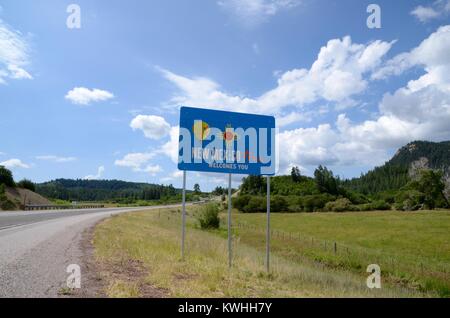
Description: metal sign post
xmin=181 ymin=170 xmax=187 ymax=261
xmin=266 ymin=176 xmax=271 ymax=273
xmin=228 ymin=174 xmax=232 ymax=268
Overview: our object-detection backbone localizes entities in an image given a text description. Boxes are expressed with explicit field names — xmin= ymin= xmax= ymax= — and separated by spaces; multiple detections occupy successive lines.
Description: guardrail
xmin=24 ymin=204 xmax=105 ymax=211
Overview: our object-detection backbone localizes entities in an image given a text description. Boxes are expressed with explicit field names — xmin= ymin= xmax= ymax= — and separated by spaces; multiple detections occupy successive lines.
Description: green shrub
xmin=0 ymin=184 xmax=16 ymax=210
xmin=17 ymin=179 xmax=36 ymax=192
xmin=1 ymin=199 xmax=16 ymax=211
xmin=370 ymin=200 xmax=391 ymax=211
xmin=299 ymin=194 xmax=336 ymax=212
xmin=395 ymin=190 xmax=425 ymax=211
xmin=324 ymin=198 xmax=353 ymax=212
xmin=243 ymin=196 xmax=266 ymax=213
xmin=374 ymin=191 xmax=397 ymax=204
xmin=197 ymin=203 xmax=220 ymax=229
xmin=0 ymin=166 xmax=15 ymax=187
xmin=232 ymin=195 xmax=252 ymax=211
xmin=356 ymin=203 xmax=372 ymax=211
xmin=271 ymin=195 xmax=288 ymax=212
xmin=344 ymin=190 xmax=370 ymax=204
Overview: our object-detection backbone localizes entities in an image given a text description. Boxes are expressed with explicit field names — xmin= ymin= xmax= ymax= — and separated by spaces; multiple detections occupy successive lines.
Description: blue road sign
xmin=178 ymin=106 xmax=276 ymax=175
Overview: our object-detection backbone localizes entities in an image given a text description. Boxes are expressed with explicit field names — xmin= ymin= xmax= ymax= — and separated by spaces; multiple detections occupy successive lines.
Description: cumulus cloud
xmin=218 ymin=0 xmax=300 ymax=26
xmin=159 ymin=36 xmax=394 ymax=116
xmin=36 ymin=155 xmax=77 ymax=163
xmin=373 ymin=25 xmax=450 ymax=82
xmin=161 ymin=170 xmax=184 ymax=183
xmin=142 ymin=165 xmax=163 ymax=176
xmin=130 ymin=115 xmax=171 ymax=140
xmin=115 ymin=152 xmax=162 ymax=176
xmin=276 ymin=25 xmax=450 ymax=172
xmin=411 ymin=0 xmax=450 ymax=23
xmin=115 ymin=152 xmax=155 ymax=170
xmin=65 ymin=87 xmax=114 ymax=105
xmin=84 ymin=166 xmax=105 ymax=180
xmin=278 ymin=124 xmax=339 ymax=168
xmin=158 ymin=126 xmax=180 ymax=164
xmin=0 ymin=158 xmax=30 ymax=169
xmin=276 ymin=111 xmax=313 ymax=127
xmin=153 ymin=26 xmax=450 ymax=176
xmin=0 ymin=19 xmax=32 ymax=84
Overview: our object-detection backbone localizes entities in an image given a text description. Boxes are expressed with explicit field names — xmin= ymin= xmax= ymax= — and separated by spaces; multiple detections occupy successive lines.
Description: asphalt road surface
xmin=0 ymin=206 xmax=180 ymax=298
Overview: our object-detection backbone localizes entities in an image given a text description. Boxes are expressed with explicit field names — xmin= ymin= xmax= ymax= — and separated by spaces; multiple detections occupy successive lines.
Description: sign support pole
xmin=181 ymin=170 xmax=186 ymax=261
xmin=266 ymin=176 xmax=271 ymax=273
xmin=228 ymin=173 xmax=232 ymax=268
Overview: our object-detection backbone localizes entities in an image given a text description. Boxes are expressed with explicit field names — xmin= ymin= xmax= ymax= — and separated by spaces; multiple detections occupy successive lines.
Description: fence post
xmin=334 ymin=242 xmax=337 ymax=254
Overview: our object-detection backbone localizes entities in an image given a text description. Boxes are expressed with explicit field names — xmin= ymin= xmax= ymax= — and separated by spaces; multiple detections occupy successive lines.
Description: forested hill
xmin=234 ymin=140 xmax=450 ymax=213
xmin=388 ymin=141 xmax=450 ymax=169
xmin=36 ymin=179 xmax=180 ymax=202
xmin=342 ymin=141 xmax=450 ymax=195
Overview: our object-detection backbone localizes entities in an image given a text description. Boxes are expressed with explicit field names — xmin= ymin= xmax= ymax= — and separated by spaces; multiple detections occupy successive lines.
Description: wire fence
xmin=233 ymin=220 xmax=449 ymax=283
xmin=156 ymin=207 xmax=449 ymax=292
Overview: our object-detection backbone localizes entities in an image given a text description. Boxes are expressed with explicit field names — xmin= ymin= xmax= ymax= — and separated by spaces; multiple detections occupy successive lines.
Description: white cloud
xmin=278 ymin=124 xmax=339 ymax=168
xmin=130 ymin=115 xmax=171 ymax=140
xmin=374 ymin=25 xmax=450 ymax=82
xmin=154 ymin=26 xmax=450 ymax=176
xmin=0 ymin=158 xmax=30 ymax=169
xmin=159 ymin=36 xmax=394 ymax=116
xmin=65 ymin=87 xmax=114 ymax=105
xmin=142 ymin=165 xmax=163 ymax=176
xmin=276 ymin=111 xmax=312 ymax=127
xmin=0 ymin=19 xmax=32 ymax=84
xmin=158 ymin=126 xmax=180 ymax=164
xmin=36 ymin=155 xmax=77 ymax=163
xmin=218 ymin=0 xmax=300 ymax=26
xmin=7 ymin=64 xmax=32 ymax=79
xmin=411 ymin=1 xmax=450 ymax=23
xmin=161 ymin=170 xmax=184 ymax=183
xmin=115 ymin=152 xmax=162 ymax=176
xmin=115 ymin=152 xmax=155 ymax=170
xmin=411 ymin=6 xmax=440 ymax=22
xmin=276 ymin=25 xmax=450 ymax=172
xmin=84 ymin=166 xmax=105 ymax=180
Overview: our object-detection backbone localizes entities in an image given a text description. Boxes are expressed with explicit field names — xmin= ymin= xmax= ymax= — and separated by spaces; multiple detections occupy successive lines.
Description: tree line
xmin=35 ymin=179 xmax=180 ymax=202
xmin=233 ymin=164 xmax=449 ymax=213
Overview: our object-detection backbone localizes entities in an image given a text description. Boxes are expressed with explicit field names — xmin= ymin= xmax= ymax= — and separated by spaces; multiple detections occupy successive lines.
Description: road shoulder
xmin=71 ymin=216 xmax=167 ymax=298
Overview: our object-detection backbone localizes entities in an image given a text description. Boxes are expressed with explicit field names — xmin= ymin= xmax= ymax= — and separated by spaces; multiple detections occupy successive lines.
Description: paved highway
xmin=0 ymin=206 xmax=179 ymax=298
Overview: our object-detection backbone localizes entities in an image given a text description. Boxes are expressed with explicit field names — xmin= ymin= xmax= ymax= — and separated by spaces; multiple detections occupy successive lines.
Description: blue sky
xmin=1 ymin=0 xmax=450 ymax=191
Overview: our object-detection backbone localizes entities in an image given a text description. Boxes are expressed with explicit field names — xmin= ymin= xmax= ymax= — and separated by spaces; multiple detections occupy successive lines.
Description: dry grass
xmin=233 ymin=210 xmax=450 ymax=296
xmin=93 ymin=207 xmax=431 ymax=298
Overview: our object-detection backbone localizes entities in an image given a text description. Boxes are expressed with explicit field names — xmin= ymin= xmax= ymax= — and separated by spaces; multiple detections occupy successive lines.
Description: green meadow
xmin=93 ymin=207 xmax=449 ymax=298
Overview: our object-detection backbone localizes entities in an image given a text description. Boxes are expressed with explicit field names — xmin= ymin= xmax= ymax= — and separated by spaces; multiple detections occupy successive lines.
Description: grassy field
xmin=93 ymin=207 xmax=449 ymax=298
xmin=233 ymin=210 xmax=450 ymax=297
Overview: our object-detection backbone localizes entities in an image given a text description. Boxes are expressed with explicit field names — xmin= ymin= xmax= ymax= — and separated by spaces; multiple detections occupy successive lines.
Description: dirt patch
xmin=69 ymin=220 xmax=167 ymax=298
xmin=173 ymin=272 xmax=198 ymax=281
xmin=65 ymin=221 xmax=106 ymax=298
xmin=5 ymin=187 xmax=52 ymax=207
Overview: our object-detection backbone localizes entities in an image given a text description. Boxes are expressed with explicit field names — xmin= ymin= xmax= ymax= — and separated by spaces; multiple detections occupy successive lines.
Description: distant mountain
xmin=342 ymin=141 xmax=450 ymax=196
xmin=389 ymin=141 xmax=450 ymax=170
xmin=35 ymin=179 xmax=182 ymax=202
